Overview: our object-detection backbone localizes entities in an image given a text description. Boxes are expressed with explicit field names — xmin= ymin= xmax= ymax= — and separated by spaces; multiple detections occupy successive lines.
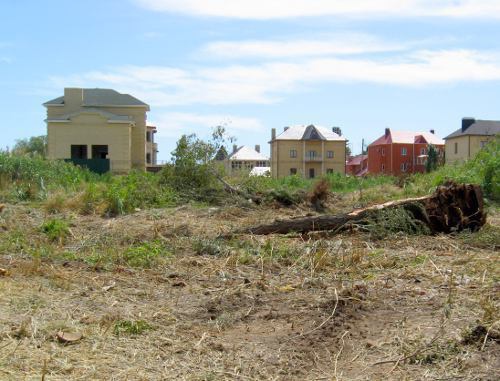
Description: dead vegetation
xmin=239 ymin=183 xmax=486 ymax=236
xmin=0 ymin=191 xmax=499 ymax=380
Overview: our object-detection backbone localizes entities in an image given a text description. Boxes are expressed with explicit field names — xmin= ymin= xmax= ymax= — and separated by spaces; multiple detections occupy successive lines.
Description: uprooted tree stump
xmin=237 ymin=183 xmax=486 ymax=236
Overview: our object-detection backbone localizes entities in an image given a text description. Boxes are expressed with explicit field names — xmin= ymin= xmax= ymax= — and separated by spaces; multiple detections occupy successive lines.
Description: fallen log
xmin=211 ymin=170 xmax=262 ymax=204
xmin=238 ymin=183 xmax=486 ymax=235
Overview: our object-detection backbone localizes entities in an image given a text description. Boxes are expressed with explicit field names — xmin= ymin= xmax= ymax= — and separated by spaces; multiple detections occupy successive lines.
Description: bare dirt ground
xmin=0 ymin=201 xmax=499 ymax=380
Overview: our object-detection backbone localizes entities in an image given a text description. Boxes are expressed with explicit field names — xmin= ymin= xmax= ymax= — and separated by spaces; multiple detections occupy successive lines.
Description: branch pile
xmin=238 ymin=183 xmax=486 ymax=236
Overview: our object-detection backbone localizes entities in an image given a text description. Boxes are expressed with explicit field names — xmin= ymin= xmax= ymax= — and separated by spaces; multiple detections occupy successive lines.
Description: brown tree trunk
xmin=239 ymin=183 xmax=486 ymax=236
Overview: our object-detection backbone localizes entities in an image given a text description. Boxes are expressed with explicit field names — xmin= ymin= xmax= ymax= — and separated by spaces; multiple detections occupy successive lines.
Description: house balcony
xmin=304 ymin=154 xmax=323 ymax=162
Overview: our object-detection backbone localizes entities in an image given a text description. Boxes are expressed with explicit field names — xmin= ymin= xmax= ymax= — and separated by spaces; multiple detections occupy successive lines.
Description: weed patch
xmin=113 ymin=320 xmax=153 ymax=336
xmin=40 ymin=218 xmax=70 ymax=243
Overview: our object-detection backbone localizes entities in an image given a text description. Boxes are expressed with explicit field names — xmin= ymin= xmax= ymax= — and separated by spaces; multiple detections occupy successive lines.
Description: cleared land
xmin=0 ymin=194 xmax=499 ymax=381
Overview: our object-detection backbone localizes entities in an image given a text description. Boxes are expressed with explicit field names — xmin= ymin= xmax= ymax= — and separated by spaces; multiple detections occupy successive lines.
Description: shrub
xmin=40 ymin=218 xmax=70 ymax=243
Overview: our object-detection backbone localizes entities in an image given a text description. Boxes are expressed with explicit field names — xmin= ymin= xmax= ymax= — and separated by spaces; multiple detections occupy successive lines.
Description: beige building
xmin=270 ymin=125 xmax=347 ymax=178
xmin=146 ymin=125 xmax=159 ymax=166
xmin=44 ymin=88 xmax=157 ymax=173
xmin=445 ymin=118 xmax=500 ymax=164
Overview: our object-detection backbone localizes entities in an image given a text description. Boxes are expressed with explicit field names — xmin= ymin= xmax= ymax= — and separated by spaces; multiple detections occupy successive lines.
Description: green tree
xmin=12 ymin=135 xmax=47 ymax=157
xmin=425 ymin=144 xmax=439 ymax=173
xmin=159 ymin=126 xmax=232 ymax=201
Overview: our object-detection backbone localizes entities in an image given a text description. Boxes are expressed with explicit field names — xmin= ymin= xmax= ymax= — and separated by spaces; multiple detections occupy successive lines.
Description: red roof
xmin=346 ymin=154 xmax=368 ymax=166
xmin=369 ymin=129 xmax=444 ymax=146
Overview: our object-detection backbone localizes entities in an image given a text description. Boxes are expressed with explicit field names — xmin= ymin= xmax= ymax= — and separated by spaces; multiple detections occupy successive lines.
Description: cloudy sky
xmin=1 ymin=0 xmax=500 ymax=158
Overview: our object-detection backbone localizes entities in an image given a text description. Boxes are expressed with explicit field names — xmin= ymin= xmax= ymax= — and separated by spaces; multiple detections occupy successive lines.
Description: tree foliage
xmin=425 ymin=144 xmax=439 ymax=173
xmin=12 ymin=135 xmax=47 ymax=157
xmin=159 ymin=126 xmax=232 ymax=201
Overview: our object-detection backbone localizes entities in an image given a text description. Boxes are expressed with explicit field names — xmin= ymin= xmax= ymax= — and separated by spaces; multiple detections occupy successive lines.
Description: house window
xmin=326 ymin=168 xmax=334 ymax=174
xmin=401 ymin=147 xmax=407 ymax=156
xmin=146 ymin=131 xmax=152 ymax=142
xmin=480 ymin=141 xmax=488 ymax=148
xmin=420 ymin=148 xmax=426 ymax=155
xmin=71 ymin=145 xmax=87 ymax=159
xmin=256 ymin=161 xmax=268 ymax=167
xmin=290 ymin=149 xmax=297 ymax=158
xmin=91 ymin=145 xmax=108 ymax=159
xmin=454 ymin=142 xmax=458 ymax=154
xmin=231 ymin=161 xmax=242 ymax=170
xmin=309 ymin=168 xmax=315 ymax=178
xmin=381 ymin=164 xmax=385 ymax=172
xmin=290 ymin=168 xmax=297 ymax=175
xmin=146 ymin=153 xmax=151 ymax=164
xmin=327 ymin=151 xmax=334 ymax=158
xmin=401 ymin=163 xmax=408 ymax=172
xmin=381 ymin=148 xmax=385 ymax=156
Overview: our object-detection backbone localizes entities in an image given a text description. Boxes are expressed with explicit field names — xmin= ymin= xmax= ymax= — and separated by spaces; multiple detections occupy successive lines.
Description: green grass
xmin=113 ymin=320 xmax=153 ymax=336
xmin=1 ymin=137 xmax=498 ymax=215
xmin=40 ymin=218 xmax=70 ymax=243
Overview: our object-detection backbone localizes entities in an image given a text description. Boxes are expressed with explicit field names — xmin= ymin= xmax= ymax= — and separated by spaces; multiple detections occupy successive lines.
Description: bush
xmin=41 ymin=218 xmax=70 ymax=243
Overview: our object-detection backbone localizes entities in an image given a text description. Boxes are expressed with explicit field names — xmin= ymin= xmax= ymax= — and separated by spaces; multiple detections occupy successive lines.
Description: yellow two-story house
xmin=445 ymin=118 xmax=500 ymax=164
xmin=270 ymin=125 xmax=347 ymax=178
xmin=44 ymin=88 xmax=157 ymax=173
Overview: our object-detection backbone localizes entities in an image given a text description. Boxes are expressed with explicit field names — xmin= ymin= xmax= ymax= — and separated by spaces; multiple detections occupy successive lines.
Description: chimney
xmin=232 ymin=144 xmax=238 ymax=154
xmin=271 ymin=128 xmax=276 ymax=140
xmin=284 ymin=126 xmax=289 ymax=131
xmin=462 ymin=117 xmax=475 ymax=132
xmin=332 ymin=126 xmax=342 ymax=136
xmin=385 ymin=128 xmax=390 ymax=137
xmin=255 ymin=145 xmax=260 ymax=153
xmin=64 ymin=88 xmax=83 ymax=106
xmin=430 ymin=129 xmax=435 ymax=134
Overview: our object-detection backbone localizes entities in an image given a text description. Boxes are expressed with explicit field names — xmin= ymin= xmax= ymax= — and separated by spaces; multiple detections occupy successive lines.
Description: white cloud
xmin=134 ymin=0 xmax=500 ymax=19
xmin=49 ymin=49 xmax=500 ymax=107
xmin=203 ymin=34 xmax=406 ymax=59
xmin=150 ymin=112 xmax=265 ymax=138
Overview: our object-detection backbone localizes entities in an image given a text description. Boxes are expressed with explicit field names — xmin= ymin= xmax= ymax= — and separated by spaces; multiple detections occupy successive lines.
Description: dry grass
xmin=0 ymin=200 xmax=499 ymax=380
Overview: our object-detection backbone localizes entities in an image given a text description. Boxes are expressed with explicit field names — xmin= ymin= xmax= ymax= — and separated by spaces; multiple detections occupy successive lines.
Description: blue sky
xmin=1 ymin=0 xmax=500 ymax=159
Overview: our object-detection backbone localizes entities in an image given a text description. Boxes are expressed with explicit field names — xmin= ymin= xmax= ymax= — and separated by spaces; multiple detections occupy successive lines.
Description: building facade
xmin=346 ymin=154 xmax=368 ymax=176
xmin=367 ymin=128 xmax=444 ymax=176
xmin=445 ymin=118 xmax=500 ymax=164
xmin=270 ymin=125 xmax=346 ymax=179
xmin=44 ymin=88 xmax=154 ymax=173
xmin=146 ymin=125 xmax=158 ymax=166
xmin=219 ymin=145 xmax=270 ymax=175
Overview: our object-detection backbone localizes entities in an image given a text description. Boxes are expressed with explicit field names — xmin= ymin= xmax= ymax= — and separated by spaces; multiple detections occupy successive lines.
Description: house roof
xmin=369 ymin=129 xmax=444 ymax=146
xmin=229 ymin=145 xmax=269 ymax=161
xmin=45 ymin=108 xmax=135 ymax=124
xmin=445 ymin=120 xmax=500 ymax=139
xmin=346 ymin=154 xmax=368 ymax=166
xmin=43 ymin=88 xmax=150 ymax=110
xmin=274 ymin=125 xmax=346 ymax=141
